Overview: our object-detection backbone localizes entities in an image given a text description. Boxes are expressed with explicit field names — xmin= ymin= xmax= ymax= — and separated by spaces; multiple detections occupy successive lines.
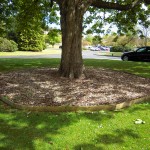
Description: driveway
xmin=0 ymin=50 xmax=121 ymax=60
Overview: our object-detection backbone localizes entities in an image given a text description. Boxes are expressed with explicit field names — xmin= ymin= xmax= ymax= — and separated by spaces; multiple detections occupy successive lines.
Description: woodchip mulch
xmin=0 ymin=68 xmax=150 ymax=106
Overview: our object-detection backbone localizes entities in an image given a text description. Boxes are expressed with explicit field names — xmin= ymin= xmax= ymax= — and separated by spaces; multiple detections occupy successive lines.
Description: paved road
xmin=82 ymin=50 xmax=121 ymax=60
xmin=0 ymin=50 xmax=121 ymax=60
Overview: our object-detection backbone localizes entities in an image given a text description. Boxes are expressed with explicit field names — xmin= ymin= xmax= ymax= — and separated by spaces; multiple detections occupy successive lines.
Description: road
xmin=0 ymin=50 xmax=121 ymax=60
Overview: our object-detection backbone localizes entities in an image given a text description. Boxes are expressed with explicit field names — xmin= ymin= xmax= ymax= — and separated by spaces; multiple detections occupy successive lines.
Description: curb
xmin=0 ymin=96 xmax=150 ymax=112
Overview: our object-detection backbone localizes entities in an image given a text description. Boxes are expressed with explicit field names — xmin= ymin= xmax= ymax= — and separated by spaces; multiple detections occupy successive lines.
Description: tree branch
xmin=91 ymin=0 xmax=145 ymax=11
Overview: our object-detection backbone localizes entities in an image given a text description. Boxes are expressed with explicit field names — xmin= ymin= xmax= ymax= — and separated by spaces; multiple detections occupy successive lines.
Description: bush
xmin=0 ymin=37 xmax=18 ymax=52
xmin=18 ymin=29 xmax=45 ymax=51
xmin=110 ymin=45 xmax=132 ymax=52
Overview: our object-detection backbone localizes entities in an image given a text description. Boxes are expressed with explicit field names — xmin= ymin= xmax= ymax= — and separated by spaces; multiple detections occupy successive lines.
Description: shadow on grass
xmin=74 ymin=143 xmax=104 ymax=150
xmin=0 ymin=101 xmax=149 ymax=150
xmin=0 ymin=102 xmax=114 ymax=150
xmin=96 ymin=129 xmax=139 ymax=144
xmin=0 ymin=58 xmax=60 ymax=72
xmin=74 ymin=129 xmax=140 ymax=150
xmin=84 ymin=59 xmax=150 ymax=78
xmin=0 ymin=58 xmax=150 ymax=78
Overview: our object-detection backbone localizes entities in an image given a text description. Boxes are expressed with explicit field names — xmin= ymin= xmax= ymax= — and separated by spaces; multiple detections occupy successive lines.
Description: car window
xmin=147 ymin=47 xmax=150 ymax=53
xmin=136 ymin=48 xmax=147 ymax=53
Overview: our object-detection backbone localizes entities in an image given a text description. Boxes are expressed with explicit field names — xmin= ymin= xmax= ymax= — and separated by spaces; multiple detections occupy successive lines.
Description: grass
xmin=0 ymin=58 xmax=150 ymax=149
xmin=0 ymin=58 xmax=150 ymax=78
xmin=97 ymin=52 xmax=122 ymax=57
xmin=0 ymin=49 xmax=121 ymax=57
xmin=84 ymin=59 xmax=150 ymax=78
xmin=0 ymin=47 xmax=61 ymax=56
xmin=0 ymin=58 xmax=60 ymax=72
xmin=0 ymin=101 xmax=150 ymax=150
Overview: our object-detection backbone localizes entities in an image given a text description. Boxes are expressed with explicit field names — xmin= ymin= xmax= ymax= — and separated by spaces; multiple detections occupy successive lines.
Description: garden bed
xmin=0 ymin=68 xmax=150 ymax=107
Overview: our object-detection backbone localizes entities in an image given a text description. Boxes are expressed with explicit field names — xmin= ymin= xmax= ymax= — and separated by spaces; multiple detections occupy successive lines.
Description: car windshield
xmin=136 ymin=48 xmax=147 ymax=53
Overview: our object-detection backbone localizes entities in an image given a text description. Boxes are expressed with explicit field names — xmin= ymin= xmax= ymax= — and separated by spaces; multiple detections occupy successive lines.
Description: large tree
xmin=1 ymin=0 xmax=150 ymax=78
xmin=53 ymin=0 xmax=150 ymax=78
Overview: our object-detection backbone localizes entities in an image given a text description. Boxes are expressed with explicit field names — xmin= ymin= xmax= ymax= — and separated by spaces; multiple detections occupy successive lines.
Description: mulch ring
xmin=0 ymin=67 xmax=150 ymax=107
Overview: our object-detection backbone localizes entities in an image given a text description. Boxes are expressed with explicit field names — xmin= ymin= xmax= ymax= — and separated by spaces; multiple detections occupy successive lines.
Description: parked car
xmin=121 ymin=46 xmax=150 ymax=61
xmin=90 ymin=46 xmax=110 ymax=51
xmin=98 ymin=46 xmax=110 ymax=52
xmin=90 ymin=46 xmax=99 ymax=51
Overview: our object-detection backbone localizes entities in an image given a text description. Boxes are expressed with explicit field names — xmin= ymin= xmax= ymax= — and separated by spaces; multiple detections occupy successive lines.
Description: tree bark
xmin=59 ymin=0 xmax=88 ymax=78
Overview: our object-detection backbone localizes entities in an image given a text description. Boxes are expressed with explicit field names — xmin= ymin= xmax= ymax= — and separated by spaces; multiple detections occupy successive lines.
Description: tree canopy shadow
xmin=0 ymin=102 xmax=114 ymax=150
xmin=95 ymin=129 xmax=140 ymax=145
xmin=73 ymin=129 xmax=140 ymax=150
xmin=74 ymin=143 xmax=104 ymax=150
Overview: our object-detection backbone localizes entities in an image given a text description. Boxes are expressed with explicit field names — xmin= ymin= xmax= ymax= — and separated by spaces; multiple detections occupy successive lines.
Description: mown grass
xmin=0 ymin=58 xmax=150 ymax=150
xmin=0 ymin=58 xmax=150 ymax=78
xmin=0 ymin=47 xmax=61 ymax=56
xmin=0 ymin=101 xmax=150 ymax=150
xmin=97 ymin=52 xmax=122 ymax=57
xmin=84 ymin=59 xmax=150 ymax=78
xmin=0 ymin=58 xmax=60 ymax=72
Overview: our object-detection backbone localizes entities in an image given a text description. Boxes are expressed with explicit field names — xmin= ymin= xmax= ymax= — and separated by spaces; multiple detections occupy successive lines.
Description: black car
xmin=121 ymin=46 xmax=150 ymax=61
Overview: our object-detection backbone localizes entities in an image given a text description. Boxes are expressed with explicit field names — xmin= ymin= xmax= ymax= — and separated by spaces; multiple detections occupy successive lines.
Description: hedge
xmin=0 ymin=37 xmax=18 ymax=52
xmin=110 ymin=46 xmax=132 ymax=52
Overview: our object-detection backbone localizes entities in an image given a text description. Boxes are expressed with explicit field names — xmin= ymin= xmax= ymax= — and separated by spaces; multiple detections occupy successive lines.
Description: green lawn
xmin=0 ymin=58 xmax=150 ymax=150
xmin=0 ymin=58 xmax=150 ymax=78
xmin=0 ymin=47 xmax=61 ymax=56
xmin=0 ymin=101 xmax=149 ymax=150
xmin=97 ymin=52 xmax=122 ymax=57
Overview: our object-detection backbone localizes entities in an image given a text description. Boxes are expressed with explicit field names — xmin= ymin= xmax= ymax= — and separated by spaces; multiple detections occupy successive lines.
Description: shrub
xmin=110 ymin=45 xmax=132 ymax=52
xmin=18 ymin=29 xmax=45 ymax=51
xmin=0 ymin=37 xmax=18 ymax=52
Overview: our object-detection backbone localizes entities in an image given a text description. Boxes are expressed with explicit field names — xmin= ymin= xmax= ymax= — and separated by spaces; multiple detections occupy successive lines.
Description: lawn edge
xmin=0 ymin=96 xmax=150 ymax=112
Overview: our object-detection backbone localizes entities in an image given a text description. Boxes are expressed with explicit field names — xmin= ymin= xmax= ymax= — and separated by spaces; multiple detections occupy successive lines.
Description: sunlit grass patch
xmin=0 ymin=47 xmax=61 ymax=56
xmin=0 ymin=102 xmax=149 ymax=150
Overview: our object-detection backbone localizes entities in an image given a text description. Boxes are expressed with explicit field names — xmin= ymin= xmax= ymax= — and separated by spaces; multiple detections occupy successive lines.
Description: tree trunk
xmin=59 ymin=0 xmax=89 ymax=78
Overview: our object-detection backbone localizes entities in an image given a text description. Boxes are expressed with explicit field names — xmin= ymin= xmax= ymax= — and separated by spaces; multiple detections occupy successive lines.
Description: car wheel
xmin=123 ymin=56 xmax=129 ymax=61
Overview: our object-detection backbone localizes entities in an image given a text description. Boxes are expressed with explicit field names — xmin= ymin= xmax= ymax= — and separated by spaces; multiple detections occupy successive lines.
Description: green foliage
xmin=0 ymin=37 xmax=18 ymax=52
xmin=18 ymin=29 xmax=45 ymax=51
xmin=0 ymin=0 xmax=150 ymax=54
xmin=85 ymin=2 xmax=150 ymax=36
xmin=102 ymin=34 xmax=139 ymax=47
xmin=84 ymin=34 xmax=93 ymax=44
xmin=110 ymin=45 xmax=132 ymax=52
xmin=92 ymin=35 xmax=102 ymax=45
xmin=46 ymin=29 xmax=61 ymax=47
xmin=0 ymin=0 xmax=18 ymax=39
xmin=102 ymin=34 xmax=116 ymax=46
xmin=16 ymin=0 xmax=46 ymax=51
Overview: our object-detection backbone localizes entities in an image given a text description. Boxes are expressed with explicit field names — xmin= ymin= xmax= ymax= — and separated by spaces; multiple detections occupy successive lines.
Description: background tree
xmin=84 ymin=34 xmax=93 ymax=45
xmin=92 ymin=35 xmax=102 ymax=45
xmin=46 ymin=28 xmax=61 ymax=47
xmin=0 ymin=0 xmax=18 ymax=40
xmin=138 ymin=25 xmax=150 ymax=46
xmin=102 ymin=34 xmax=117 ymax=46
xmin=16 ymin=0 xmax=46 ymax=51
